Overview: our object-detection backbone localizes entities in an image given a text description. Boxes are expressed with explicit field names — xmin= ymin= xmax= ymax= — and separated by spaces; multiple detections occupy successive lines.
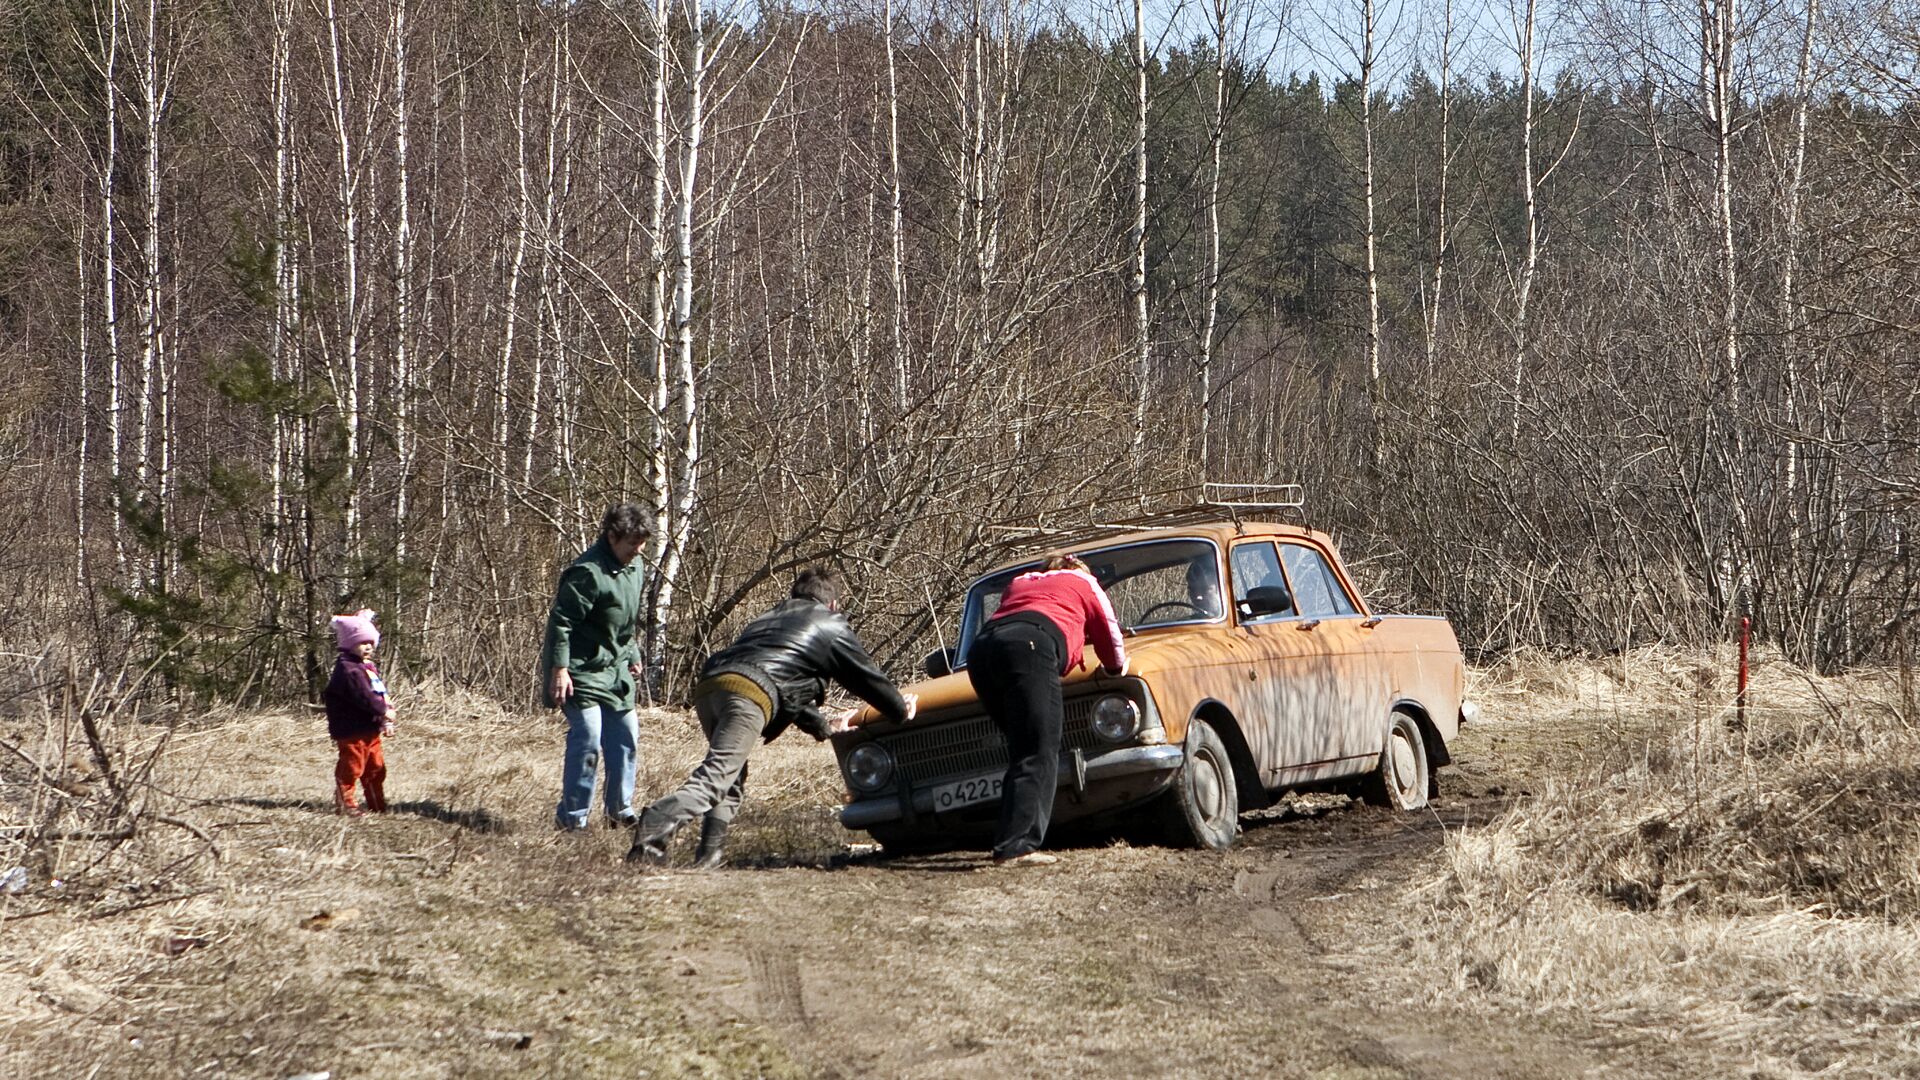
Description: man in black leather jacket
xmin=627 ymin=566 xmax=916 ymax=868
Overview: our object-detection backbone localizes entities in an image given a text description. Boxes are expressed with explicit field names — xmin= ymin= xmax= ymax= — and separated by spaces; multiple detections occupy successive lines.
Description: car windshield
xmin=955 ymin=539 xmax=1222 ymax=664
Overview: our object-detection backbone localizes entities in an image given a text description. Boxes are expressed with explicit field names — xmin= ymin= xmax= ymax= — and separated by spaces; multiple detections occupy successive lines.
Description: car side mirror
xmin=1238 ymin=586 xmax=1294 ymax=619
xmin=924 ymin=647 xmax=958 ymax=679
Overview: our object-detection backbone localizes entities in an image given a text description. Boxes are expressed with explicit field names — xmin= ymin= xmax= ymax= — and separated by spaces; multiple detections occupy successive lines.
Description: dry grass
xmin=1402 ymin=645 xmax=1920 ymax=1078
xmin=10 ymin=649 xmax=1920 ymax=1076
xmin=0 ymin=677 xmax=853 ymax=1078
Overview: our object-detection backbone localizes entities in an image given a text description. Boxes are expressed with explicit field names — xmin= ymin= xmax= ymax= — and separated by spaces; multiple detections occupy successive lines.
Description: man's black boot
xmin=625 ymin=809 xmax=679 ymax=865
xmin=691 ymin=818 xmax=729 ymax=871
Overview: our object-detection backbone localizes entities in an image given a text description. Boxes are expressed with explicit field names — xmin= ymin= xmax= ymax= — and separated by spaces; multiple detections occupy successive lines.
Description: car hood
xmin=848 ymin=624 xmax=1225 ymax=729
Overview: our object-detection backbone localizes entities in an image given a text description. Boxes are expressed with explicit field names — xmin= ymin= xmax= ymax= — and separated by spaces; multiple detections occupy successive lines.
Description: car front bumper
xmin=840 ymin=743 xmax=1186 ymax=829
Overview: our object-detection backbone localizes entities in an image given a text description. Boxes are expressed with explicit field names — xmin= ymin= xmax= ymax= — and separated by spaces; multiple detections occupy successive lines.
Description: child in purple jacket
xmin=322 ymin=609 xmax=395 ymax=817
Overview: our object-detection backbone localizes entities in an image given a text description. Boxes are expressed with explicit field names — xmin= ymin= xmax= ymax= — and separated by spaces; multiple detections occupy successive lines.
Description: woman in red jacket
xmin=969 ymin=553 xmax=1127 ymax=865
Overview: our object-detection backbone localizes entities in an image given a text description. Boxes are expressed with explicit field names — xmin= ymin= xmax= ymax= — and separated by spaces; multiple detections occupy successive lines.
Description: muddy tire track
xmin=749 ymin=946 xmax=809 ymax=1025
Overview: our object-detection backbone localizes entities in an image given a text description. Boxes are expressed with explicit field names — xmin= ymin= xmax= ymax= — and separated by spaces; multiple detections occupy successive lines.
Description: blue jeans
xmin=556 ymin=701 xmax=638 ymax=829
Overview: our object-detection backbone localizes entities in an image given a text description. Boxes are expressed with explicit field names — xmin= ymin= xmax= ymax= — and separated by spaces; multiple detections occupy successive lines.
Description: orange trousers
xmin=334 ymin=734 xmax=387 ymax=812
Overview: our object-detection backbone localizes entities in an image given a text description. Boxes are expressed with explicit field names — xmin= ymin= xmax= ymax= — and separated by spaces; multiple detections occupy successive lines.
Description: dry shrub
xmin=1404 ymin=650 xmax=1920 ymax=1075
xmin=1597 ymin=757 xmax=1920 ymax=919
xmin=0 ymin=666 xmax=222 ymax=913
xmin=1465 ymin=645 xmax=1920 ymax=919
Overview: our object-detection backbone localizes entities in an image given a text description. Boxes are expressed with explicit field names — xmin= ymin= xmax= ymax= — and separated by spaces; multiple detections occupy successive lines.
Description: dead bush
xmin=0 ymin=665 xmax=220 ymax=916
xmin=1594 ymin=757 xmax=1920 ymax=919
xmin=1398 ymin=652 xmax=1920 ymax=1075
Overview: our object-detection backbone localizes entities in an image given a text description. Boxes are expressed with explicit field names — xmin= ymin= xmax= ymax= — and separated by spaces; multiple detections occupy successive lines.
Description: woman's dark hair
xmin=791 ymin=566 xmax=843 ymax=606
xmin=600 ymin=502 xmax=653 ymax=542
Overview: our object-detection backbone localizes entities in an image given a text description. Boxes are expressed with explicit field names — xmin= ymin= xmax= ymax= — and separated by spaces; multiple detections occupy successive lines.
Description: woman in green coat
xmin=542 ymin=503 xmax=651 ymax=830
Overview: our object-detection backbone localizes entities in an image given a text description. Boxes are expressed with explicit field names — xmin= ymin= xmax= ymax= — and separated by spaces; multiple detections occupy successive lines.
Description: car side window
xmin=1229 ymin=542 xmax=1295 ymax=621
xmin=1281 ymin=544 xmax=1358 ymax=617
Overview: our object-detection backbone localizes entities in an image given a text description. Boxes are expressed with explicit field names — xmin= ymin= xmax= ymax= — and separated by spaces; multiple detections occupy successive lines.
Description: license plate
xmin=929 ymin=772 xmax=1004 ymax=811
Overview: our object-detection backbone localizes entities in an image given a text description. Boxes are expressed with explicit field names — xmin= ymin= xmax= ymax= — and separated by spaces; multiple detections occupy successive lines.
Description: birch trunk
xmin=98 ymin=0 xmax=124 ymax=572
xmin=137 ymin=0 xmax=171 ymax=589
xmin=970 ymin=3 xmax=988 ymax=359
xmin=1780 ymin=0 xmax=1817 ymax=504
xmin=1360 ymin=0 xmax=1382 ymax=424
xmin=1704 ymin=0 xmax=1746 ymax=619
xmin=523 ymin=26 xmax=566 ymax=505
xmin=647 ymin=0 xmax=672 ymax=579
xmin=652 ymin=0 xmax=713 ymax=678
xmin=884 ymin=0 xmax=909 ymax=409
xmin=1510 ymin=0 xmax=1539 ymax=444
xmin=1200 ymin=0 xmax=1228 ymax=477
xmin=1130 ymin=0 xmax=1151 ymax=462
xmin=322 ymin=0 xmax=363 ymax=555
xmin=270 ymin=0 xmax=296 ymax=577
xmin=1423 ymin=0 xmax=1454 ymax=381
xmin=497 ymin=44 xmax=532 ymax=523
xmin=391 ymin=0 xmax=415 ymax=563
xmin=1710 ymin=0 xmax=1740 ymax=415
xmin=75 ymin=207 xmax=90 ymax=589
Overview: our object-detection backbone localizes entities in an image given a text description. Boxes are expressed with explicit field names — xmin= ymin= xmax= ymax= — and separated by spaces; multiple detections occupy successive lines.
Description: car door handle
xmin=1361 ymin=617 xmax=1382 ymax=629
xmin=1296 ymin=619 xmax=1320 ymax=631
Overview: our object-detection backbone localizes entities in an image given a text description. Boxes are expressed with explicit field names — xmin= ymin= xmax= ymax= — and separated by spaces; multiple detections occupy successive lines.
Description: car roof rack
xmin=1201 ymin=483 xmax=1305 ymax=523
xmin=979 ymin=483 xmax=1306 ymax=555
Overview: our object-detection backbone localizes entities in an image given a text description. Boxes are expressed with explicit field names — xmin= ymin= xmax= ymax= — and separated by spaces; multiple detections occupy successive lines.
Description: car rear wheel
xmin=1159 ymin=719 xmax=1239 ymax=849
xmin=1358 ymin=711 xmax=1429 ymax=811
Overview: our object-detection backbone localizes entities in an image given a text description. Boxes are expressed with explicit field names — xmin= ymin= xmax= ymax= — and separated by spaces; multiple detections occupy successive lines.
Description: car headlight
xmin=845 ymin=743 xmax=896 ymax=793
xmin=1091 ymin=695 xmax=1142 ymax=743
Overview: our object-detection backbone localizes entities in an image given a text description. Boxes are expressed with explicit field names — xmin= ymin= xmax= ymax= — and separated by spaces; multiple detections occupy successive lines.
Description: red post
xmin=1737 ymin=616 xmax=1751 ymax=729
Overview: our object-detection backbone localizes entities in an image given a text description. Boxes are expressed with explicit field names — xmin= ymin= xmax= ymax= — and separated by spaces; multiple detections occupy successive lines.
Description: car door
xmin=1276 ymin=541 xmax=1382 ymax=767
xmin=1226 ymin=540 xmax=1350 ymax=786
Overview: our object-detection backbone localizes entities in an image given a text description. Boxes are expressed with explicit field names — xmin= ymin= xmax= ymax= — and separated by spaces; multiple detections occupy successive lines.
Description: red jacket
xmin=988 ymin=568 xmax=1127 ymax=676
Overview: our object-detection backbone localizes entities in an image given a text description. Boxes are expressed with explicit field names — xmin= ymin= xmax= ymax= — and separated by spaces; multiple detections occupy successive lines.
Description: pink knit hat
xmin=331 ymin=609 xmax=380 ymax=651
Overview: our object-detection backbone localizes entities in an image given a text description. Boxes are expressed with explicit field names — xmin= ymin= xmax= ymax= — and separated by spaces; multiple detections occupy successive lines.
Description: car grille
xmin=884 ymin=697 xmax=1107 ymax=786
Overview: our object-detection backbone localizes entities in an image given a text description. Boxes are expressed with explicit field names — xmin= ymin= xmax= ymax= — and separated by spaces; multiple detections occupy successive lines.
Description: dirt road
xmin=2 ymin=706 xmax=1710 ymax=1079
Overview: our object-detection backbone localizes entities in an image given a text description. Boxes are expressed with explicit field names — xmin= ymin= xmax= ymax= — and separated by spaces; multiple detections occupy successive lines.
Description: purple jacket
xmin=323 ymin=652 xmax=389 ymax=739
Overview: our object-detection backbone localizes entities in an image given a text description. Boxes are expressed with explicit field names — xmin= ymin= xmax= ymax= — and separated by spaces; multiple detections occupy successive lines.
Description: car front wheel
xmin=1358 ymin=711 xmax=1430 ymax=811
xmin=1159 ymin=718 xmax=1239 ymax=849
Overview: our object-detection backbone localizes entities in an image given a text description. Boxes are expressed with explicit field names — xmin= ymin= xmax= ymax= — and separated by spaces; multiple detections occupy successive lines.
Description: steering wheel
xmin=1137 ymin=600 xmax=1208 ymax=623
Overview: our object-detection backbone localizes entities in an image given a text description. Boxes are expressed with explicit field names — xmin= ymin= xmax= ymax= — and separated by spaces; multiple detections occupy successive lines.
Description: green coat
xmin=541 ymin=538 xmax=648 ymax=710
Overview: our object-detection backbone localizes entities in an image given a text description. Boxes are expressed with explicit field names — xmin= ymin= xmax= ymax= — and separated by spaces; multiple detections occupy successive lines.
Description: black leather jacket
xmin=701 ymin=598 xmax=910 ymax=741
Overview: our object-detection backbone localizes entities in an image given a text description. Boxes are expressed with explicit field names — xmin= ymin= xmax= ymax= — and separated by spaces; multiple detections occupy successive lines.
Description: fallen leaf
xmin=163 ymin=936 xmax=211 ymax=957
xmin=300 ymin=908 xmax=361 ymax=931
xmin=481 ymin=1029 xmax=533 ymax=1050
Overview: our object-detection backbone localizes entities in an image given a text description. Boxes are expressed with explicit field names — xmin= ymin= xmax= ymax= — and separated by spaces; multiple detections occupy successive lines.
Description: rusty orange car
xmin=831 ymin=521 xmax=1472 ymax=850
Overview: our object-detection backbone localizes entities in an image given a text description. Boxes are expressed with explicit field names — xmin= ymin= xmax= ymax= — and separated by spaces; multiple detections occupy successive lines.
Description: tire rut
xmin=1223 ymin=804 xmax=1607 ymax=1080
xmin=748 ymin=945 xmax=809 ymax=1026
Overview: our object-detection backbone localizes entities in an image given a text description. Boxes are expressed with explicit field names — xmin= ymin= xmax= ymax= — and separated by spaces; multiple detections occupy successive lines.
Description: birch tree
xmin=1359 ymin=0 xmax=1382 ymax=421
xmin=1130 ymin=0 xmax=1151 ymax=461
xmin=496 ymin=38 xmax=532 ymax=524
xmin=1508 ymin=0 xmax=1539 ymax=442
xmin=320 ymin=0 xmax=365 ymax=558
xmin=884 ymin=0 xmax=910 ymax=411
xmin=1420 ymin=0 xmax=1459 ymax=378
xmin=96 ymin=0 xmax=126 ymax=571
xmin=390 ymin=0 xmax=416 ymax=564
xmin=270 ymin=0 xmax=300 ymax=578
